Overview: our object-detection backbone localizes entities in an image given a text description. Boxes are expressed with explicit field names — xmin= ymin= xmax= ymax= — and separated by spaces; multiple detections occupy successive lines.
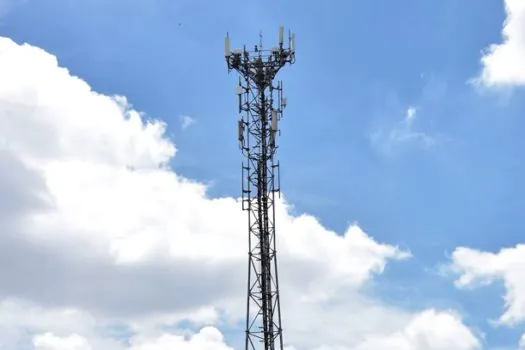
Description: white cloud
xmin=180 ymin=114 xmax=195 ymax=129
xmin=33 ymin=333 xmax=92 ymax=350
xmin=128 ymin=327 xmax=232 ymax=350
xmin=31 ymin=326 xmax=234 ymax=350
xmin=476 ymin=0 xmax=525 ymax=87
xmin=450 ymin=245 xmax=525 ymax=326
xmin=349 ymin=310 xmax=480 ymax=350
xmin=371 ymin=106 xmax=435 ymax=155
xmin=0 ymin=36 xmax=480 ymax=349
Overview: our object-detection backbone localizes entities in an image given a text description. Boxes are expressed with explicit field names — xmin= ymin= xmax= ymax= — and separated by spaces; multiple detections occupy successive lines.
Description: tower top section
xmin=224 ymin=26 xmax=296 ymax=87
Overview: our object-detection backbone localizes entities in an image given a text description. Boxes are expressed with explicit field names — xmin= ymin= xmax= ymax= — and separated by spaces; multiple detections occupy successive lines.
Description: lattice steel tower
xmin=224 ymin=27 xmax=296 ymax=350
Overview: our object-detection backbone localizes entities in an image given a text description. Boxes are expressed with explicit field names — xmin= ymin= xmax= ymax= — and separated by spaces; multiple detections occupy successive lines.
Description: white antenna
xmin=236 ymin=84 xmax=243 ymax=95
xmin=271 ymin=110 xmax=279 ymax=131
xmin=238 ymin=120 xmax=244 ymax=142
xmin=281 ymin=97 xmax=287 ymax=109
xmin=290 ymin=33 xmax=295 ymax=52
xmin=225 ymin=33 xmax=231 ymax=56
xmin=279 ymin=26 xmax=284 ymax=45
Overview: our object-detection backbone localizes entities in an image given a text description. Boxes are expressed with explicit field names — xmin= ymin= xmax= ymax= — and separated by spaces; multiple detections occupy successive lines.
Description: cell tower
xmin=224 ymin=27 xmax=296 ymax=350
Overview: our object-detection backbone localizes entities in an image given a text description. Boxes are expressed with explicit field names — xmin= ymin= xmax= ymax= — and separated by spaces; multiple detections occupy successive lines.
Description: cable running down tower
xmin=224 ymin=27 xmax=296 ymax=350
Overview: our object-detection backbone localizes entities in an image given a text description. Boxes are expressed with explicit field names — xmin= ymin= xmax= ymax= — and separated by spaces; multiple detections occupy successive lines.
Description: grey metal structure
xmin=224 ymin=28 xmax=295 ymax=350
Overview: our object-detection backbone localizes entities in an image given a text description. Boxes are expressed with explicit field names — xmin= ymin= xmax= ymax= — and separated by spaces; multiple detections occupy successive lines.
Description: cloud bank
xmin=477 ymin=0 xmax=525 ymax=87
xmin=0 ymin=36 xmax=481 ymax=349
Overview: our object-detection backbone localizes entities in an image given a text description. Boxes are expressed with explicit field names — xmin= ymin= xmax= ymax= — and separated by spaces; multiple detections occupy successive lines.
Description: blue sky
xmin=3 ymin=0 xmax=525 ymax=348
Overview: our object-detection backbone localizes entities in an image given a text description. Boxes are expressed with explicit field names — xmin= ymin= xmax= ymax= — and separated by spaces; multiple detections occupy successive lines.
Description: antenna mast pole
xmin=225 ymin=28 xmax=296 ymax=350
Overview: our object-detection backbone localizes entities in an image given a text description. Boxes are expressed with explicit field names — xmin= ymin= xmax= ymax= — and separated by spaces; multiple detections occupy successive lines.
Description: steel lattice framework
xmin=224 ymin=28 xmax=295 ymax=350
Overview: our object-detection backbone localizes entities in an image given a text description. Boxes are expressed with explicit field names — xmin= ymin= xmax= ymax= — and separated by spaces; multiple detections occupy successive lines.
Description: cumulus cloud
xmin=31 ymin=327 xmax=233 ymax=350
xmin=450 ymin=245 xmax=525 ymax=326
xmin=450 ymin=244 xmax=525 ymax=349
xmin=476 ymin=0 xmax=525 ymax=87
xmin=33 ymin=333 xmax=92 ymax=350
xmin=0 ymin=36 xmax=480 ymax=349
xmin=127 ymin=327 xmax=233 ymax=350
xmin=349 ymin=310 xmax=480 ymax=350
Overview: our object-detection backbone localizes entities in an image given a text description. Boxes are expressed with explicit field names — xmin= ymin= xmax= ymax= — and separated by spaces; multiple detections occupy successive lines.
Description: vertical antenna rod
xmin=225 ymin=28 xmax=296 ymax=350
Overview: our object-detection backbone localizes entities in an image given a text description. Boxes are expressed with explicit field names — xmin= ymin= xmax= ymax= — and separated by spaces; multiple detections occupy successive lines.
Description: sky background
xmin=2 ymin=0 xmax=525 ymax=349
